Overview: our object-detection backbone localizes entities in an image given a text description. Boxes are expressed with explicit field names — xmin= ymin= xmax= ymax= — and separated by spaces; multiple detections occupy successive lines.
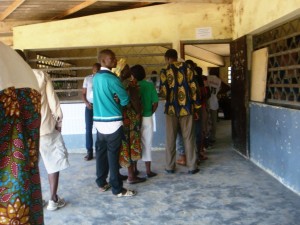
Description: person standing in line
xmin=33 ymin=69 xmax=70 ymax=211
xmin=0 ymin=44 xmax=44 ymax=224
xmin=131 ymin=64 xmax=159 ymax=178
xmin=82 ymin=63 xmax=101 ymax=161
xmin=207 ymin=68 xmax=221 ymax=144
xmin=117 ymin=62 xmax=146 ymax=184
xmin=160 ymin=49 xmax=201 ymax=174
xmin=93 ymin=49 xmax=136 ymax=197
xmin=194 ymin=66 xmax=208 ymax=161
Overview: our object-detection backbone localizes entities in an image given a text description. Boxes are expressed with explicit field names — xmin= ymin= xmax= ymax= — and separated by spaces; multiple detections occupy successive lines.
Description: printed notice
xmin=196 ymin=27 xmax=212 ymax=39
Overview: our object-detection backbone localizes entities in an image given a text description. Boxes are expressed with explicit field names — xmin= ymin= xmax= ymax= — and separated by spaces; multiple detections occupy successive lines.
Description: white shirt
xmin=82 ymin=74 xmax=94 ymax=104
xmin=207 ymin=75 xmax=221 ymax=110
xmin=94 ymin=67 xmax=123 ymax=134
xmin=33 ymin=70 xmax=63 ymax=136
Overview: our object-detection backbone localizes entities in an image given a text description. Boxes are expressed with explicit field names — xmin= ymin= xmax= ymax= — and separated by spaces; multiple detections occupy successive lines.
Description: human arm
xmin=152 ymin=102 xmax=158 ymax=114
xmin=44 ymin=72 xmax=63 ymax=128
xmin=151 ymin=82 xmax=159 ymax=114
xmin=82 ymin=88 xmax=92 ymax=110
xmin=82 ymin=77 xmax=92 ymax=109
xmin=159 ymin=69 xmax=167 ymax=99
xmin=112 ymin=77 xmax=130 ymax=107
xmin=187 ymin=67 xmax=201 ymax=110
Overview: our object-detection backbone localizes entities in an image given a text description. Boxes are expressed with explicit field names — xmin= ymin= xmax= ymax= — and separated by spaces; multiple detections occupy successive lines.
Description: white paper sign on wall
xmin=196 ymin=27 xmax=212 ymax=39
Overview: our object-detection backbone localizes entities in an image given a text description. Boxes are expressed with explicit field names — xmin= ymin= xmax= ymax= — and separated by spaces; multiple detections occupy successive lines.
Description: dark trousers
xmin=85 ymin=107 xmax=93 ymax=156
xmin=95 ymin=126 xmax=123 ymax=195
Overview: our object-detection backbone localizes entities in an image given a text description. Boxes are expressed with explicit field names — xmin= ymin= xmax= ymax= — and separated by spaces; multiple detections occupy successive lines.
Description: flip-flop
xmin=99 ymin=183 xmax=111 ymax=192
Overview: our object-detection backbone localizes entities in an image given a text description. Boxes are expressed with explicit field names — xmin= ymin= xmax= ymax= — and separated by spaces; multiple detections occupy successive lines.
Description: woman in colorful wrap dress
xmin=115 ymin=61 xmax=146 ymax=184
xmin=0 ymin=42 xmax=44 ymax=224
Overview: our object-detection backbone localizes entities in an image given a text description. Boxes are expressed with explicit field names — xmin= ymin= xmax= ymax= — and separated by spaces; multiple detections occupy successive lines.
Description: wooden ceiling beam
xmin=0 ymin=0 xmax=25 ymax=21
xmin=130 ymin=2 xmax=154 ymax=8
xmin=92 ymin=0 xmax=231 ymax=3
xmin=51 ymin=0 xmax=97 ymax=20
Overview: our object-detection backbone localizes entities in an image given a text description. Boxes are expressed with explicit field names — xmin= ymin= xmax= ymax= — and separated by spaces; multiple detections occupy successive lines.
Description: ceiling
xmin=0 ymin=0 xmax=161 ymax=21
xmin=194 ymin=44 xmax=230 ymax=56
xmin=0 ymin=0 xmax=232 ymax=21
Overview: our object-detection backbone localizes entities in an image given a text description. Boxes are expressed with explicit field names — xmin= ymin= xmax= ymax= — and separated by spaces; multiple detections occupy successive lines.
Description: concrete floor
xmin=40 ymin=120 xmax=300 ymax=225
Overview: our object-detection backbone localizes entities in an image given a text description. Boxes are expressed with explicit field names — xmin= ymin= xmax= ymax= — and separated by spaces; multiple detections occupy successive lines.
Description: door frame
xmin=179 ymin=39 xmax=232 ymax=60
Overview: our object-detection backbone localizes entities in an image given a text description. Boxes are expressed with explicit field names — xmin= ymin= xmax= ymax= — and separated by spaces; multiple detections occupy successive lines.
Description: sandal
xmin=127 ymin=177 xmax=146 ymax=184
xmin=146 ymin=172 xmax=157 ymax=178
xmin=116 ymin=189 xmax=137 ymax=197
xmin=99 ymin=183 xmax=111 ymax=192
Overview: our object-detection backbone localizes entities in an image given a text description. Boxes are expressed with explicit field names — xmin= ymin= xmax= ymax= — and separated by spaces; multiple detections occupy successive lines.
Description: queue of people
xmin=82 ymin=48 xmax=224 ymax=197
xmin=0 ymin=42 xmax=224 ymax=224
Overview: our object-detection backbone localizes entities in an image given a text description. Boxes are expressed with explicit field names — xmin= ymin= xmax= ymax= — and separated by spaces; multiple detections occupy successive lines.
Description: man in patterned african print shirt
xmin=160 ymin=49 xmax=201 ymax=174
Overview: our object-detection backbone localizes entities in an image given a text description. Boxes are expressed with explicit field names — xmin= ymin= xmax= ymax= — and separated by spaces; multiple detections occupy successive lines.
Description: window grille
xmin=253 ymin=17 xmax=300 ymax=108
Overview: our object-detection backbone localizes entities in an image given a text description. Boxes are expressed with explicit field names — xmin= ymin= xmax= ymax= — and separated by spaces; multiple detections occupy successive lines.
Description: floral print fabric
xmin=119 ymin=80 xmax=142 ymax=168
xmin=0 ymin=87 xmax=44 ymax=225
xmin=160 ymin=62 xmax=201 ymax=117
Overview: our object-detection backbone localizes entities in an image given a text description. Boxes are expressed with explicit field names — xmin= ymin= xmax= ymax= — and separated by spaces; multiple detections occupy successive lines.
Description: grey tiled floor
xmin=40 ymin=120 xmax=300 ymax=225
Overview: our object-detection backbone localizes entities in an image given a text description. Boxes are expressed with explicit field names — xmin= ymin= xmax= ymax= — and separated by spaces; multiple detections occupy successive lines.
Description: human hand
xmin=114 ymin=94 xmax=120 ymax=104
xmin=86 ymin=102 xmax=92 ymax=110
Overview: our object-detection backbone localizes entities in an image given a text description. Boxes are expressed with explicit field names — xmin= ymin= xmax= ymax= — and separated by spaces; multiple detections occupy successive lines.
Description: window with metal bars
xmin=253 ymin=17 xmax=300 ymax=108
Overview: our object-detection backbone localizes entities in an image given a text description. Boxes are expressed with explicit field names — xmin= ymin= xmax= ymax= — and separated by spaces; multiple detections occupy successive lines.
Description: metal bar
xmin=38 ymin=63 xmax=166 ymax=71
xmin=29 ymin=53 xmax=165 ymax=62
xmin=268 ymin=65 xmax=300 ymax=71
xmin=51 ymin=77 xmax=85 ymax=81
xmin=255 ymin=31 xmax=300 ymax=49
xmin=38 ymin=67 xmax=91 ymax=71
xmin=268 ymin=84 xmax=300 ymax=88
xmin=29 ymin=56 xmax=97 ymax=62
xmin=269 ymin=47 xmax=300 ymax=57
xmin=54 ymin=89 xmax=81 ymax=93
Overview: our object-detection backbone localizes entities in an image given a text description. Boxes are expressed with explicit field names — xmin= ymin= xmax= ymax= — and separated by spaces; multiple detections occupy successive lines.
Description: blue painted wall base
xmin=250 ymin=102 xmax=300 ymax=194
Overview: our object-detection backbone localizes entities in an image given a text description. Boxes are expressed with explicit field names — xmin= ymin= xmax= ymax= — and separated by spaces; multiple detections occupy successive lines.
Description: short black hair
xmin=185 ymin=60 xmax=195 ymax=68
xmin=209 ymin=67 xmax=220 ymax=76
xmin=131 ymin=64 xmax=146 ymax=81
xmin=164 ymin=49 xmax=178 ymax=60
xmin=93 ymin=63 xmax=101 ymax=70
xmin=195 ymin=66 xmax=204 ymax=87
xmin=98 ymin=49 xmax=115 ymax=61
xmin=195 ymin=66 xmax=203 ymax=76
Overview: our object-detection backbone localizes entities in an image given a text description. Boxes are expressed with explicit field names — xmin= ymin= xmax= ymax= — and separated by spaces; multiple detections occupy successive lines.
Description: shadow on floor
xmin=40 ymin=120 xmax=300 ymax=225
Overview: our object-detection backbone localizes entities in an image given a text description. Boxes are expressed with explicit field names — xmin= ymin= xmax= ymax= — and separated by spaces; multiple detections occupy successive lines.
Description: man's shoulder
xmin=94 ymin=71 xmax=119 ymax=82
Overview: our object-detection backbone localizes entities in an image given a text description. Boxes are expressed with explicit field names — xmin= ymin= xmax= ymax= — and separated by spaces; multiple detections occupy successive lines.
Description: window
xmin=228 ymin=66 xmax=231 ymax=84
xmin=253 ymin=17 xmax=300 ymax=108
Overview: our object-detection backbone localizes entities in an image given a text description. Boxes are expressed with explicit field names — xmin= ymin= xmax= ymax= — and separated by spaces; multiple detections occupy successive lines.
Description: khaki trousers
xmin=165 ymin=114 xmax=197 ymax=171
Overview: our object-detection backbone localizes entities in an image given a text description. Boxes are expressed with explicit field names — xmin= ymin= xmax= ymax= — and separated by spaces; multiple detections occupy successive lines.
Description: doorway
xmin=180 ymin=39 xmax=249 ymax=157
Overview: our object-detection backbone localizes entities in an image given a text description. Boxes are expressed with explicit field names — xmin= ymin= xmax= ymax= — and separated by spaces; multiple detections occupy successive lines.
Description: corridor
xmin=40 ymin=120 xmax=300 ymax=225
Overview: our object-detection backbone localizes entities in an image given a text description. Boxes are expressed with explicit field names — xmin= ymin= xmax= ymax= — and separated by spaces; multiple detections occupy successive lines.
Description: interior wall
xmin=13 ymin=3 xmax=232 ymax=51
xmin=219 ymin=56 xmax=230 ymax=83
xmin=232 ymin=0 xmax=300 ymax=38
xmin=250 ymin=103 xmax=300 ymax=195
xmin=0 ymin=20 xmax=44 ymax=46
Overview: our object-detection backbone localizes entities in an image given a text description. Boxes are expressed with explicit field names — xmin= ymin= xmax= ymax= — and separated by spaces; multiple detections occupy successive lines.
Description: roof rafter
xmin=0 ymin=0 xmax=25 ymax=21
xmin=51 ymin=0 xmax=97 ymax=20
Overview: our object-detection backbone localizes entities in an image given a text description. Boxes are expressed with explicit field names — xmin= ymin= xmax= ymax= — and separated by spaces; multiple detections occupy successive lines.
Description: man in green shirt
xmin=131 ymin=65 xmax=158 ymax=178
